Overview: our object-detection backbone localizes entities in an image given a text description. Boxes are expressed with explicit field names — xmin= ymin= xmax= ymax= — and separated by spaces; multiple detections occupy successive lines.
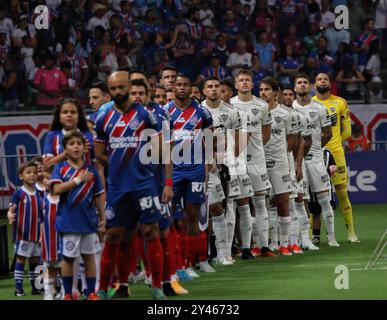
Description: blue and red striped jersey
xmin=94 ymin=103 xmax=161 ymax=196
xmin=43 ymin=129 xmax=95 ymax=165
xmin=164 ymin=99 xmax=213 ymax=177
xmin=51 ymin=161 xmax=104 ymax=233
xmin=41 ymin=193 xmax=61 ymax=263
xmin=11 ymin=186 xmax=43 ymax=242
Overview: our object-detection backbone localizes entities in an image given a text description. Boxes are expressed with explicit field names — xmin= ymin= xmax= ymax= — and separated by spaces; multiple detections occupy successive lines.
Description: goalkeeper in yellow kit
xmin=312 ymin=73 xmax=360 ymax=243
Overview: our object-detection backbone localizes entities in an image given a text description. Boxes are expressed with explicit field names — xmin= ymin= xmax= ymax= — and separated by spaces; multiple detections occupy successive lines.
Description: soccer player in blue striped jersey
xmin=94 ymin=71 xmax=173 ymax=300
xmin=164 ymin=74 xmax=213 ymax=278
xmin=51 ymin=131 xmax=106 ymax=300
xmin=7 ymin=161 xmax=43 ymax=297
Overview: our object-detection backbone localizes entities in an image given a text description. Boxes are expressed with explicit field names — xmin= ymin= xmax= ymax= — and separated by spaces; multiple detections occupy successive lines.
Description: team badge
xmin=21 ymin=243 xmax=29 ymax=252
xmin=251 ymin=108 xmax=260 ymax=115
xmin=330 ymin=107 xmax=335 ymax=112
xmin=105 ymin=206 xmax=115 ymax=220
xmin=274 ymin=116 xmax=282 ymax=123
xmin=221 ymin=114 xmax=228 ymax=122
xmin=189 ymin=115 xmax=199 ymax=126
xmin=129 ymin=118 xmax=140 ymax=130
xmin=65 ymin=240 xmax=75 ymax=251
xmin=309 ymin=111 xmax=317 ymax=118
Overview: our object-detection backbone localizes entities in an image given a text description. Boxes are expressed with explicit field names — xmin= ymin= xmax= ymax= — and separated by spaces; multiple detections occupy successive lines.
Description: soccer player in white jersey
xmin=293 ymin=74 xmax=340 ymax=247
xmin=202 ymin=76 xmax=243 ymax=264
xmin=282 ymin=85 xmax=319 ymax=251
xmin=231 ymin=70 xmax=274 ymax=258
xmin=259 ymin=77 xmax=299 ymax=256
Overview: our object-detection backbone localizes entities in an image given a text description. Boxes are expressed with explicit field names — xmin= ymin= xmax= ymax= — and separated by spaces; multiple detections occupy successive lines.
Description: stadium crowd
xmin=2 ymin=0 xmax=382 ymax=302
xmin=0 ymin=0 xmax=386 ymax=111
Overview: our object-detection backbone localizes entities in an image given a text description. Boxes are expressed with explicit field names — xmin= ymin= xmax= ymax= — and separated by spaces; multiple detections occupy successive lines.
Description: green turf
xmin=0 ymin=204 xmax=386 ymax=300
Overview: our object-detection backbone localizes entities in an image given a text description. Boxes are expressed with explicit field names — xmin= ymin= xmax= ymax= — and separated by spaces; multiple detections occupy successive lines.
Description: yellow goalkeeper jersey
xmin=312 ymin=94 xmax=351 ymax=153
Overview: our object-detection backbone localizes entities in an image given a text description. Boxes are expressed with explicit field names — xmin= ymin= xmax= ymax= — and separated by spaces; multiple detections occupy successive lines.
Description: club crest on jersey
xmin=220 ymin=114 xmax=228 ymax=122
xmin=21 ymin=243 xmax=29 ymax=252
xmin=105 ymin=206 xmax=115 ymax=220
xmin=309 ymin=111 xmax=317 ymax=118
xmin=251 ymin=108 xmax=260 ymax=115
xmin=139 ymin=196 xmax=153 ymax=210
xmin=129 ymin=118 xmax=140 ymax=130
xmin=189 ymin=115 xmax=199 ymax=126
xmin=330 ymin=107 xmax=336 ymax=112
xmin=274 ymin=116 xmax=282 ymax=123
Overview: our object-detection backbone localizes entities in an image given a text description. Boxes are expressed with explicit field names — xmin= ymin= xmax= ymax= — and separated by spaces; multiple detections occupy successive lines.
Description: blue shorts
xmin=173 ymin=172 xmax=206 ymax=206
xmin=159 ymin=202 xmax=172 ymax=230
xmin=106 ymin=187 xmax=162 ymax=231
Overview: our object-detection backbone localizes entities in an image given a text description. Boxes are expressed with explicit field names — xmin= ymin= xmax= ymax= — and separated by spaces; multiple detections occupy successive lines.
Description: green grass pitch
xmin=0 ymin=204 xmax=386 ymax=300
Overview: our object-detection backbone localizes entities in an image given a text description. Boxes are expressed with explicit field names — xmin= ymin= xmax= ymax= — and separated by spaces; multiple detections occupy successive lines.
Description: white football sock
xmin=238 ymin=204 xmax=252 ymax=249
xmin=317 ymin=192 xmax=335 ymax=240
xmin=279 ymin=216 xmax=291 ymax=248
xmin=296 ymin=201 xmax=310 ymax=243
xmin=95 ymin=249 xmax=102 ymax=291
xmin=226 ymin=199 xmax=236 ymax=255
xmin=269 ymin=207 xmax=279 ymax=246
xmin=212 ymin=213 xmax=228 ymax=257
xmin=252 ymin=195 xmax=269 ymax=248
xmin=289 ymin=198 xmax=299 ymax=246
xmin=252 ymin=219 xmax=259 ymax=248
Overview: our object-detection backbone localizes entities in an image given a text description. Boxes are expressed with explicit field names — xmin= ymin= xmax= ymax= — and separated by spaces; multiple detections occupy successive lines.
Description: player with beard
xmin=95 ymin=71 xmax=173 ymax=300
xmin=231 ymin=70 xmax=274 ymax=258
xmin=202 ymin=76 xmax=244 ymax=265
xmin=293 ymin=74 xmax=340 ymax=247
xmin=259 ymin=77 xmax=299 ymax=256
xmin=313 ymin=73 xmax=359 ymax=243
xmin=282 ymin=86 xmax=319 ymax=251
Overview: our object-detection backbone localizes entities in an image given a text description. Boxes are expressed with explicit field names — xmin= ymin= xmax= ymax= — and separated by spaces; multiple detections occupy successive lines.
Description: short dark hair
xmin=235 ymin=69 xmax=253 ymax=79
xmin=160 ymin=66 xmax=177 ymax=78
xmin=175 ymin=73 xmax=191 ymax=82
xmin=155 ymin=84 xmax=166 ymax=91
xmin=129 ymin=68 xmax=147 ymax=78
xmin=220 ymin=78 xmax=234 ymax=90
xmin=62 ymin=130 xmax=86 ymax=149
xmin=18 ymin=161 xmax=37 ymax=175
xmin=203 ymin=76 xmax=220 ymax=88
xmin=295 ymin=73 xmax=311 ymax=84
xmin=130 ymin=79 xmax=149 ymax=95
xmin=282 ymin=85 xmax=295 ymax=94
xmin=90 ymin=81 xmax=109 ymax=95
xmin=261 ymin=76 xmax=280 ymax=91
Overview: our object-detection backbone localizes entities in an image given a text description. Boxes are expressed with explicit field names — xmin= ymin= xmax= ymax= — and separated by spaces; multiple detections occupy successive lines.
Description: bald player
xmin=313 ymin=73 xmax=359 ymax=243
xmin=94 ymin=71 xmax=172 ymax=300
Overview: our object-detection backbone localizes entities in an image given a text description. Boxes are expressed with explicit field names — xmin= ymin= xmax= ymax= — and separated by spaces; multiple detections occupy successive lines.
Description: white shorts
xmin=305 ymin=160 xmax=331 ymax=193
xmin=247 ymin=164 xmax=271 ymax=193
xmin=208 ymin=171 xmax=226 ymax=205
xmin=62 ymin=233 xmax=101 ymax=258
xmin=233 ymin=173 xmax=254 ymax=200
xmin=267 ymin=166 xmax=292 ymax=196
xmin=16 ymin=240 xmax=40 ymax=258
xmin=228 ymin=176 xmax=241 ymax=198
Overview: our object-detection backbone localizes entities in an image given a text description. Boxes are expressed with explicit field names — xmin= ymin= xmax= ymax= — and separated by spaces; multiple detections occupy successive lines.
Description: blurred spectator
xmin=278 ymin=44 xmax=302 ymax=85
xmin=248 ymin=0 xmax=273 ymax=34
xmin=11 ymin=15 xmax=37 ymax=48
xmin=0 ymin=32 xmax=10 ymax=64
xmin=213 ymin=34 xmax=230 ymax=67
xmin=86 ymin=3 xmax=110 ymax=36
xmin=141 ymin=8 xmax=162 ymax=43
xmin=0 ymin=56 xmax=19 ymax=111
xmin=132 ymin=0 xmax=149 ymax=18
xmin=336 ymin=59 xmax=365 ymax=99
xmin=191 ymin=83 xmax=202 ymax=101
xmin=304 ymin=23 xmax=322 ymax=53
xmin=196 ymin=25 xmax=216 ymax=67
xmin=21 ymin=36 xmax=35 ymax=75
xmin=250 ymin=54 xmax=267 ymax=96
xmin=33 ymin=54 xmax=68 ymax=110
xmin=221 ymin=8 xmax=242 ymax=45
xmin=335 ymin=42 xmax=354 ymax=72
xmin=119 ymin=1 xmax=136 ymax=30
xmin=276 ymin=0 xmax=303 ymax=36
xmin=254 ymin=31 xmax=275 ymax=73
xmin=324 ymin=23 xmax=351 ymax=56
xmin=153 ymin=84 xmax=167 ymax=105
xmin=284 ymin=24 xmax=305 ymax=58
xmin=227 ymin=39 xmax=252 ymax=77
xmin=171 ymin=26 xmax=195 ymax=79
xmin=0 ymin=6 xmax=14 ymax=45
xmin=185 ymin=7 xmax=203 ymax=41
xmin=197 ymin=53 xmax=230 ymax=83
xmin=352 ymin=18 xmax=378 ymax=72
xmin=263 ymin=15 xmax=279 ymax=53
xmin=348 ymin=0 xmax=367 ymax=40
xmin=312 ymin=0 xmax=336 ymax=29
xmin=346 ymin=124 xmax=370 ymax=152
xmin=308 ymin=35 xmax=335 ymax=78
xmin=160 ymin=0 xmax=182 ymax=29
xmin=199 ymin=1 xmax=214 ymax=27
xmin=374 ymin=0 xmax=387 ymax=66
